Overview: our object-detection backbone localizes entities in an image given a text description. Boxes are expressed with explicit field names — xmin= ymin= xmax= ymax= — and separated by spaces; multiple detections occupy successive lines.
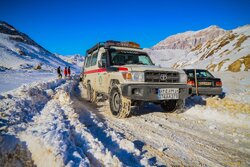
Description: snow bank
xmin=0 ymin=78 xmax=65 ymax=166
xmin=17 ymin=80 xmax=121 ymax=166
xmin=0 ymin=78 xmax=65 ymax=131
xmin=206 ymin=96 xmax=250 ymax=114
xmin=185 ymin=96 xmax=250 ymax=128
xmin=0 ymin=134 xmax=34 ymax=167
xmin=212 ymin=71 xmax=250 ymax=104
xmin=1 ymin=77 xmax=149 ymax=166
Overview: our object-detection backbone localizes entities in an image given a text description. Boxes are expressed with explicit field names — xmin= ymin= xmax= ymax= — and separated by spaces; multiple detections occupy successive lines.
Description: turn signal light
xmin=216 ymin=81 xmax=222 ymax=86
xmin=187 ymin=80 xmax=195 ymax=86
xmin=122 ymin=72 xmax=132 ymax=80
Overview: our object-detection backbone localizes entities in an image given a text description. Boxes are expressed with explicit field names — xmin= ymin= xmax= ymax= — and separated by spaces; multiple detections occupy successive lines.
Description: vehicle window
xmin=110 ymin=50 xmax=153 ymax=66
xmin=91 ymin=53 xmax=98 ymax=66
xmin=101 ymin=52 xmax=107 ymax=66
xmin=138 ymin=56 xmax=152 ymax=65
xmin=86 ymin=56 xmax=92 ymax=67
xmin=84 ymin=57 xmax=87 ymax=67
xmin=187 ymin=70 xmax=213 ymax=78
xmin=187 ymin=72 xmax=194 ymax=77
xmin=198 ymin=71 xmax=213 ymax=78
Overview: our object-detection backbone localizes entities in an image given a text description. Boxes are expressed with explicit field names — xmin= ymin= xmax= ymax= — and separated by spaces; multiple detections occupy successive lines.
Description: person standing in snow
xmin=68 ymin=66 xmax=71 ymax=78
xmin=57 ymin=66 xmax=62 ymax=78
xmin=64 ymin=67 xmax=68 ymax=78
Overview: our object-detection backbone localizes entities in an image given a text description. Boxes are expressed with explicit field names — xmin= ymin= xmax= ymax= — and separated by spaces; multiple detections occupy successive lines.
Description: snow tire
xmin=109 ymin=84 xmax=131 ymax=118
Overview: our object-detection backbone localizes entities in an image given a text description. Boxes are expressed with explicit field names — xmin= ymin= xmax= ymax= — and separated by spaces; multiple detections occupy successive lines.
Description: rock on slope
xmin=147 ymin=25 xmax=250 ymax=72
xmin=0 ymin=21 xmax=71 ymax=70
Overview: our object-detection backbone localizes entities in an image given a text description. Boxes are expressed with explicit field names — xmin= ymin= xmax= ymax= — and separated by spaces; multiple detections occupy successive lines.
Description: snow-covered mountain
xmin=0 ymin=21 xmax=72 ymax=71
xmin=58 ymin=54 xmax=85 ymax=68
xmin=152 ymin=26 xmax=226 ymax=50
xmin=147 ymin=25 xmax=250 ymax=72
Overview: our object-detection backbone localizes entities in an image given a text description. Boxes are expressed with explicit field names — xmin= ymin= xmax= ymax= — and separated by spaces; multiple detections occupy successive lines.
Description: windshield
xmin=186 ymin=70 xmax=214 ymax=78
xmin=110 ymin=50 xmax=153 ymax=66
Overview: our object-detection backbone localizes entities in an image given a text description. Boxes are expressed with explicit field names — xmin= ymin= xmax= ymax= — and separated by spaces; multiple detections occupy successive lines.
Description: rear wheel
xmin=87 ymin=83 xmax=96 ymax=103
xmin=109 ymin=84 xmax=131 ymax=118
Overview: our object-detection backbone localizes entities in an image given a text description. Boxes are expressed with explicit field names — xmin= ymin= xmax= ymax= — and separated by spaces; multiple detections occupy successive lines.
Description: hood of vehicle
xmin=121 ymin=65 xmax=183 ymax=73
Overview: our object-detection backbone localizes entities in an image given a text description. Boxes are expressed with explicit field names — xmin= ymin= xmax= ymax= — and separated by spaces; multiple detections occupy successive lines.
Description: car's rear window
xmin=186 ymin=70 xmax=214 ymax=78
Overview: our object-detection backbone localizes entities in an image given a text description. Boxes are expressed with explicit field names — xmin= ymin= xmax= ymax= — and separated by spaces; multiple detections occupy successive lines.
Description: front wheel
xmin=109 ymin=84 xmax=131 ymax=118
xmin=161 ymin=100 xmax=178 ymax=112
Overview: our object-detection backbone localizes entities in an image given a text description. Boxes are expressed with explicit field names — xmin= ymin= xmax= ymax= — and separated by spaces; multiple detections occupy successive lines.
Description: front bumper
xmin=191 ymin=87 xmax=222 ymax=95
xmin=121 ymin=84 xmax=192 ymax=101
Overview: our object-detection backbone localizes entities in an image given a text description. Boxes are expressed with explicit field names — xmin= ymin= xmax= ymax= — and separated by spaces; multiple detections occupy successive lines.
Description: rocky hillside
xmin=152 ymin=26 xmax=226 ymax=50
xmin=147 ymin=25 xmax=250 ymax=72
xmin=0 ymin=21 xmax=72 ymax=71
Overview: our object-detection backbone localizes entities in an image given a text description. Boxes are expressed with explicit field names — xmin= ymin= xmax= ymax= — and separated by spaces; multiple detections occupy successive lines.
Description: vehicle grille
xmin=145 ymin=71 xmax=179 ymax=83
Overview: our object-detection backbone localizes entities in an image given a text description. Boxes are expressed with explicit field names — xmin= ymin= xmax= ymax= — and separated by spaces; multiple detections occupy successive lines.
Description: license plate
xmin=198 ymin=82 xmax=211 ymax=86
xmin=158 ymin=88 xmax=179 ymax=100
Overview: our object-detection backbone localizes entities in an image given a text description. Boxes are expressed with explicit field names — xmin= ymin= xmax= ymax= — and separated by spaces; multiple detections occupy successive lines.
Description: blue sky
xmin=0 ymin=0 xmax=250 ymax=55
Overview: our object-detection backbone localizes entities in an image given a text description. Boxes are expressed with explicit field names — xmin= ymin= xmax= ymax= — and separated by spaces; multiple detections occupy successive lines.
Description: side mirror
xmin=98 ymin=60 xmax=106 ymax=68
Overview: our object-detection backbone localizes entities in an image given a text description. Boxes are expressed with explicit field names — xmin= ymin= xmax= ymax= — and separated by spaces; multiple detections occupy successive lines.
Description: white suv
xmin=82 ymin=41 xmax=191 ymax=118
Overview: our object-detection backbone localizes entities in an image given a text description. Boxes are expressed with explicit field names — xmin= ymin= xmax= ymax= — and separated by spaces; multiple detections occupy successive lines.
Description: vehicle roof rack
xmin=86 ymin=42 xmax=105 ymax=54
xmin=86 ymin=40 xmax=140 ymax=54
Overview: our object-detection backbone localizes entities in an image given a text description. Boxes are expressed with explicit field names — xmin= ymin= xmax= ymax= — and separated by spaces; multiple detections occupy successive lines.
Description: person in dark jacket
xmin=68 ymin=66 xmax=71 ymax=77
xmin=57 ymin=66 xmax=62 ymax=78
xmin=64 ymin=67 xmax=68 ymax=77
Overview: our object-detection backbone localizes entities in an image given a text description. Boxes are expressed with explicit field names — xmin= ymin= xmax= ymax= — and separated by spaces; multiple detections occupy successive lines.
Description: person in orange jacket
xmin=64 ymin=67 xmax=68 ymax=77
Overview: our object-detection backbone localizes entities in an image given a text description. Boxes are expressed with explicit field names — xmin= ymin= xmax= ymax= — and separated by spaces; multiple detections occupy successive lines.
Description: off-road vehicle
xmin=82 ymin=41 xmax=191 ymax=118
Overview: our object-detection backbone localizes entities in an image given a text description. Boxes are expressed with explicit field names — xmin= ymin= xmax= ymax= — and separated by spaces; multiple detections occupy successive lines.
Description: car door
xmin=83 ymin=55 xmax=92 ymax=86
xmin=89 ymin=52 xmax=99 ymax=90
xmin=97 ymin=50 xmax=108 ymax=93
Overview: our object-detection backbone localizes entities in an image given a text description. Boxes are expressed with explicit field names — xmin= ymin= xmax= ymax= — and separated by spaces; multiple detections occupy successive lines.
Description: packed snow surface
xmin=0 ymin=71 xmax=250 ymax=166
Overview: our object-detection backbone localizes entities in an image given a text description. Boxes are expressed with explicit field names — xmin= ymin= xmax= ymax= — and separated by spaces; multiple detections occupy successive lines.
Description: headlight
xmin=122 ymin=72 xmax=144 ymax=82
xmin=179 ymin=73 xmax=187 ymax=83
xmin=132 ymin=72 xmax=144 ymax=82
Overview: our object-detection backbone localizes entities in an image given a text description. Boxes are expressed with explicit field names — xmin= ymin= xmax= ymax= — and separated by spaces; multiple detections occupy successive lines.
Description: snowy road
xmin=1 ymin=77 xmax=250 ymax=166
xmin=75 ymin=83 xmax=250 ymax=166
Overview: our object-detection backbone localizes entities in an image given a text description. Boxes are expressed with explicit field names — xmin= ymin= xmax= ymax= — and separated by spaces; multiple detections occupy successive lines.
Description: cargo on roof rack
xmin=86 ymin=40 xmax=140 ymax=54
